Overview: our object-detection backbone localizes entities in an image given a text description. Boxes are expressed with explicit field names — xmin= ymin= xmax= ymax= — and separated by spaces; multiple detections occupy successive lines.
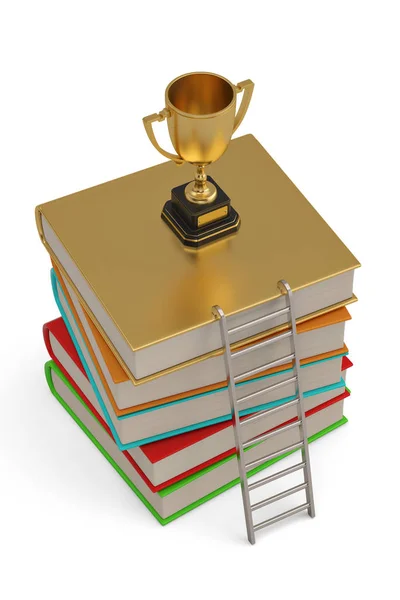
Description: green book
xmin=46 ymin=359 xmax=348 ymax=525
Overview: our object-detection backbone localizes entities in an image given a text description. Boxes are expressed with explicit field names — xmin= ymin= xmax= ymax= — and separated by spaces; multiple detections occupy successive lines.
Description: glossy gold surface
xmin=143 ymin=72 xmax=254 ymax=204
xmin=167 ymin=73 xmax=233 ymax=116
xmin=36 ymin=134 xmax=360 ymax=353
xmin=198 ymin=206 xmax=228 ymax=227
xmin=185 ymin=167 xmax=217 ymax=203
xmin=164 ymin=72 xmax=251 ymax=165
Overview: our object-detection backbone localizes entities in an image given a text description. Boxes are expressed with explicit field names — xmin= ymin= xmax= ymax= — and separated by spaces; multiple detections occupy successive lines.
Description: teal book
xmin=50 ymin=267 xmax=348 ymax=450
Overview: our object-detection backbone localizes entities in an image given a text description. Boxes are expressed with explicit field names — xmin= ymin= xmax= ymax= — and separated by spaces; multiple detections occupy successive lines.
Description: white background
xmin=1 ymin=1 xmax=399 ymax=598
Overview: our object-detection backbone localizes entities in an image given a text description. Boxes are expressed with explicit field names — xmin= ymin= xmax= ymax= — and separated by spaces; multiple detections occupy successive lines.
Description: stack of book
xmin=37 ymin=135 xmax=359 ymax=526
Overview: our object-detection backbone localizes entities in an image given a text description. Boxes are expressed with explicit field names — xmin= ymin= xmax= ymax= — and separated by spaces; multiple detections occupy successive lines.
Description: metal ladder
xmin=212 ymin=280 xmax=315 ymax=544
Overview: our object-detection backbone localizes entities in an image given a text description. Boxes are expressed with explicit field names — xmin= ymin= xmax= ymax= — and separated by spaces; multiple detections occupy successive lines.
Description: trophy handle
xmin=233 ymin=80 xmax=255 ymax=133
xmin=143 ymin=109 xmax=184 ymax=165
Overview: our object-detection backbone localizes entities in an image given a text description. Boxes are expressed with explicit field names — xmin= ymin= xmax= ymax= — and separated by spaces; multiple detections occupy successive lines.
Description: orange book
xmin=53 ymin=262 xmax=350 ymax=417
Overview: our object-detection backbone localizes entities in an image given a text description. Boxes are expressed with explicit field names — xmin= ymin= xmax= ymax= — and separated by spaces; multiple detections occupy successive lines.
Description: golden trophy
xmin=143 ymin=72 xmax=254 ymax=247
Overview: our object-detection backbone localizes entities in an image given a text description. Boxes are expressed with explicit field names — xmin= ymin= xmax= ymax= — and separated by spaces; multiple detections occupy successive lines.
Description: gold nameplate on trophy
xmin=197 ymin=206 xmax=229 ymax=227
xmin=143 ymin=72 xmax=254 ymax=247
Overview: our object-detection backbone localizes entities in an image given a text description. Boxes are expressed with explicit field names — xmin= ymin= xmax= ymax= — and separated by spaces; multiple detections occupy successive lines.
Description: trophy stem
xmin=184 ymin=165 xmax=217 ymax=204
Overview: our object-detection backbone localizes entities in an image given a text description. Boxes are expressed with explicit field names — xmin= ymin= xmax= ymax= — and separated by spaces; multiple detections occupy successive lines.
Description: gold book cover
xmin=36 ymin=134 xmax=360 ymax=381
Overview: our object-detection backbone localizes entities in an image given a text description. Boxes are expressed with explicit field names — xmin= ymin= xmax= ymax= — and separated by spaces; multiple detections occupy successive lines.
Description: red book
xmin=44 ymin=318 xmax=351 ymax=492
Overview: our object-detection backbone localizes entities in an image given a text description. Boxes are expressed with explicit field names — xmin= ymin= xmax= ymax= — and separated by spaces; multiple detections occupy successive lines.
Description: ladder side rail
xmin=213 ymin=305 xmax=256 ymax=545
xmin=279 ymin=280 xmax=316 ymax=518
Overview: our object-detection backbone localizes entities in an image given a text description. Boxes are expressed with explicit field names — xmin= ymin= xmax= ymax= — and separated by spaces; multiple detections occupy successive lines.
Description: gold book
xmin=36 ymin=134 xmax=360 ymax=381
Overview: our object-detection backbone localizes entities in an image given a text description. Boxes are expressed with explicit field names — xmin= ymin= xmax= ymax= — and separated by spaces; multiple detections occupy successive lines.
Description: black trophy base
xmin=161 ymin=176 xmax=241 ymax=248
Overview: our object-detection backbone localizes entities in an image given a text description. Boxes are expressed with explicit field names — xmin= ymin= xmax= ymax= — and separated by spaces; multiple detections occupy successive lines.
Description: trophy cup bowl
xmin=143 ymin=72 xmax=254 ymax=247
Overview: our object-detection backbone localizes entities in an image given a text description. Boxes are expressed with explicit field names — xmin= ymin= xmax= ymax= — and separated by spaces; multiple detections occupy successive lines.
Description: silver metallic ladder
xmin=212 ymin=280 xmax=315 ymax=544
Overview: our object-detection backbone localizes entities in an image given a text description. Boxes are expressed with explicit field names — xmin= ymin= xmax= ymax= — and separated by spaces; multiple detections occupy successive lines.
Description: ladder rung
xmin=253 ymin=503 xmax=310 ymax=532
xmin=248 ymin=462 xmax=306 ymax=491
xmin=242 ymin=420 xmax=301 ymax=449
xmin=232 ymin=330 xmax=293 ymax=360
xmin=228 ymin=306 xmax=290 ymax=336
xmin=240 ymin=397 xmax=299 ymax=427
xmin=245 ymin=441 xmax=304 ymax=471
xmin=235 ymin=353 xmax=295 ymax=383
xmin=237 ymin=375 xmax=297 ymax=405
xmin=251 ymin=482 xmax=308 ymax=512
